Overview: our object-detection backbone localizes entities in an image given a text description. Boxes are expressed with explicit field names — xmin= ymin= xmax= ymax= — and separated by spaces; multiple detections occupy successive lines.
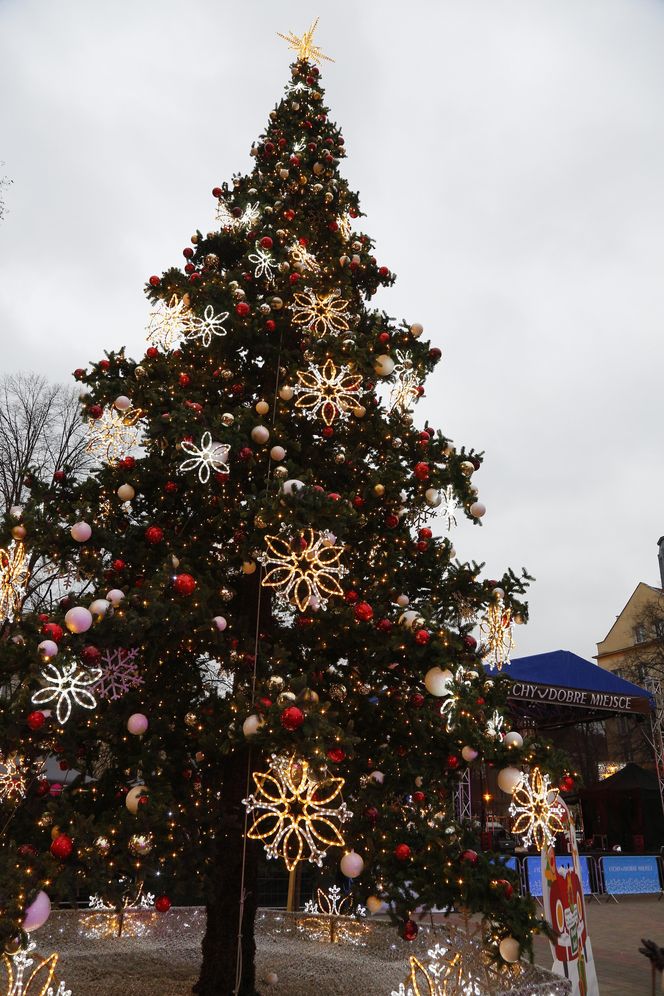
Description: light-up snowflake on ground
xmin=299 ymin=886 xmax=368 ymax=946
xmin=480 ymin=594 xmax=515 ymax=671
xmin=290 ymin=289 xmax=350 ymax=337
xmin=179 ymin=432 xmax=230 ymax=483
xmin=243 ymin=754 xmax=350 ymax=870
xmin=86 ymin=407 xmax=143 ymax=464
xmin=93 ymin=648 xmax=143 ymax=702
xmin=391 ymin=926 xmax=517 ymax=996
xmin=82 ymin=887 xmax=155 ymax=939
xmin=0 ymin=542 xmax=29 ymax=623
xmin=260 ymin=528 xmax=347 ymax=612
xmin=0 ymin=941 xmax=71 ymax=996
xmin=146 ymin=294 xmax=188 ymax=350
xmin=509 ymin=768 xmax=564 ymax=850
xmin=183 ymin=304 xmax=229 ymax=348
xmin=32 ymin=662 xmax=101 ymax=725
xmin=0 ymin=753 xmax=27 ymax=803
xmin=294 ymin=359 xmax=363 ymax=426
xmin=247 ymin=247 xmax=277 ymax=284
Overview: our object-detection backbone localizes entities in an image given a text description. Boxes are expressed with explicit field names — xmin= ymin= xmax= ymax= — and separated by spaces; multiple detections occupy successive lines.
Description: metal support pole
xmin=644 ymin=677 xmax=664 ymax=819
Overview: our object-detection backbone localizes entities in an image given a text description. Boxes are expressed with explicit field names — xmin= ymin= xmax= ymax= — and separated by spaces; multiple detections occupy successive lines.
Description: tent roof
xmin=582 ymin=762 xmax=659 ymax=794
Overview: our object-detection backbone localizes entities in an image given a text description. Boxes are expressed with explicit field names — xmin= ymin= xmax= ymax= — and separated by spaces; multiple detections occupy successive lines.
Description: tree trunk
xmin=194 ymin=747 xmax=262 ymax=996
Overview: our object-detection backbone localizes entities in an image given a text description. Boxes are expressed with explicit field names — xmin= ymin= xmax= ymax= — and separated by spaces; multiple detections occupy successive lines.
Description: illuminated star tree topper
xmin=277 ymin=18 xmax=334 ymax=65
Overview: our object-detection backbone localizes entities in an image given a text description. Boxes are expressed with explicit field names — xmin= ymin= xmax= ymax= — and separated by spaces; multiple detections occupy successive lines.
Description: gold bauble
xmin=185 ymin=712 xmax=197 ymax=727
xmin=329 ymin=683 xmax=347 ymax=702
xmin=95 ymin=835 xmax=111 ymax=856
xmin=299 ymin=688 xmax=319 ymax=704
xmin=134 ymin=366 xmax=146 ymax=380
xmin=374 ymin=484 xmax=385 ymax=497
xmin=254 ymin=515 xmax=267 ymax=529
xmin=128 ymin=833 xmax=154 ymax=856
xmin=277 ymin=691 xmax=296 ymax=706
xmin=267 ymin=675 xmax=285 ymax=693
xmin=221 ymin=412 xmax=235 ymax=426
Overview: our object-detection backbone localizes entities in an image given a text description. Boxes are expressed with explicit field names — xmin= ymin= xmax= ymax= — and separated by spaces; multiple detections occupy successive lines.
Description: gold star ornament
xmin=278 ymin=18 xmax=334 ymax=66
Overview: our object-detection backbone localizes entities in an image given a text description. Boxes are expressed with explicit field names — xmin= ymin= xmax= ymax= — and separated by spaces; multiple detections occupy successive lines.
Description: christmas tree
xmin=0 ymin=22 xmax=566 ymax=996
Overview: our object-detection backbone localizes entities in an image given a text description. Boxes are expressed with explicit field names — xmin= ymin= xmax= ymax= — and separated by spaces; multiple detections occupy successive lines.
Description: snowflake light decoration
xmin=290 ymin=241 xmax=320 ymax=273
xmin=441 ymin=485 xmax=461 ymax=531
xmin=294 ymin=359 xmax=362 ymax=426
xmin=509 ymin=767 xmax=564 ymax=850
xmin=0 ymin=941 xmax=71 ymax=996
xmin=86 ymin=407 xmax=143 ymax=464
xmin=0 ymin=542 xmax=29 ymax=623
xmin=243 ymin=754 xmax=350 ymax=870
xmin=146 ymin=294 xmax=188 ymax=350
xmin=179 ymin=432 xmax=230 ymax=483
xmin=277 ymin=17 xmax=334 ymax=65
xmin=247 ymin=246 xmax=277 ymax=284
xmin=260 ymin=528 xmax=347 ymax=612
xmin=32 ymin=662 xmax=101 ymax=726
xmin=337 ymin=212 xmax=353 ymax=241
xmin=93 ymin=648 xmax=143 ymax=702
xmin=290 ymin=289 xmax=350 ymax=337
xmin=0 ymin=753 xmax=27 ymax=803
xmin=284 ymin=79 xmax=312 ymax=96
xmin=182 ymin=304 xmax=229 ymax=348
xmin=389 ymin=351 xmax=421 ymax=413
xmin=486 ymin=710 xmax=505 ymax=740
xmin=479 ymin=593 xmax=515 ymax=671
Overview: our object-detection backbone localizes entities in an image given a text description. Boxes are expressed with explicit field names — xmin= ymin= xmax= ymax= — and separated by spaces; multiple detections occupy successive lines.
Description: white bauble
xmin=374 ymin=354 xmax=395 ymax=377
xmin=210 ymin=441 xmax=229 ymax=464
xmin=114 ymin=395 xmax=131 ymax=411
xmin=213 ymin=616 xmax=227 ymax=631
xmin=424 ymin=667 xmax=453 ymax=696
xmin=279 ymin=385 xmax=294 ymax=401
xmin=469 ymin=501 xmax=486 ymax=518
xmin=9 ymin=505 xmax=23 ymax=520
xmin=89 ymin=598 xmax=110 ymax=618
xmin=461 ymin=746 xmax=478 ymax=762
xmin=64 ymin=606 xmax=93 ymax=633
xmin=38 ymin=640 xmax=58 ymax=660
xmin=242 ymin=714 xmax=263 ymax=737
xmin=399 ymin=609 xmax=421 ymax=629
xmin=70 ymin=521 xmax=92 ymax=542
xmin=264 ymin=972 xmax=279 ymax=986
xmin=340 ymin=851 xmax=364 ymax=878
xmin=270 ymin=445 xmax=286 ymax=461
xmin=251 ymin=425 xmax=270 ymax=445
xmin=366 ymin=896 xmax=383 ymax=914
xmin=282 ymin=479 xmax=304 ymax=496
xmin=410 ymin=323 xmax=424 ymax=338
xmin=425 ymin=488 xmax=442 ymax=508
xmin=106 ymin=588 xmax=125 ymax=606
xmin=125 ymin=785 xmax=148 ymax=815
xmin=492 ymin=587 xmax=505 ymax=599
xmin=117 ymin=484 xmax=135 ymax=501
xmin=497 ymin=767 xmax=524 ymax=795
xmin=503 ymin=732 xmax=523 ymax=749
xmin=499 ymin=937 xmax=520 ymax=963
xmin=370 ymin=771 xmax=384 ymax=785
xmin=396 ymin=594 xmax=409 ymax=607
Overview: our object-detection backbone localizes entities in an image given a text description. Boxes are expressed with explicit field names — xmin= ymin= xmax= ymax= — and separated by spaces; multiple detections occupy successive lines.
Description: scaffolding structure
xmin=454 ymin=768 xmax=472 ymax=823
xmin=644 ymin=676 xmax=664 ymax=817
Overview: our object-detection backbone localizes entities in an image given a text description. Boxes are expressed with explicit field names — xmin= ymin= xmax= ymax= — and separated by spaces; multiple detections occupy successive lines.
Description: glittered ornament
xmin=173 ymin=573 xmax=196 ymax=596
xmin=50 ymin=833 xmax=73 ymax=860
xmin=280 ymin=705 xmax=305 ymax=731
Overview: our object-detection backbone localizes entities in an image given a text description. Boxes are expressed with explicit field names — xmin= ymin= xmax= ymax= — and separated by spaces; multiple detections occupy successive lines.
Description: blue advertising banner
xmin=505 ymin=857 xmax=518 ymax=872
xmin=527 ymin=855 xmax=592 ymax=897
xmin=602 ymin=855 xmax=661 ymax=895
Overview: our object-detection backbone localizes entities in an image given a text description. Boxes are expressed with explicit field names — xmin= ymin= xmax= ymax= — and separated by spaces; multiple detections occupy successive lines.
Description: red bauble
xmin=260 ymin=236 xmax=273 ymax=249
xmin=99 ymin=360 xmax=110 ymax=371
xmin=18 ymin=844 xmax=38 ymax=857
xmin=184 ymin=263 xmax=195 ymax=274
xmin=326 ymin=747 xmax=346 ymax=763
xmin=281 ymin=705 xmax=305 ymax=731
xmin=416 ymin=540 xmax=429 ymax=552
xmin=446 ymin=754 xmax=460 ymax=770
xmin=35 ymin=778 xmax=50 ymax=796
xmin=112 ymin=558 xmax=126 ymax=572
xmin=265 ymin=319 xmax=276 ymax=332
xmin=50 ymin=833 xmax=73 ymax=860
xmin=173 ymin=573 xmax=196 ymax=596
xmin=412 ymin=790 xmax=426 ymax=804
xmin=164 ymin=481 xmax=179 ymax=494
xmin=53 ymin=470 xmax=66 ymax=483
xmin=145 ymin=525 xmax=164 ymax=545
xmin=88 ymin=404 xmax=103 ymax=420
xmin=42 ymin=622 xmax=63 ymax=642
xmin=461 ymin=849 xmax=479 ymax=865
xmin=403 ymin=919 xmax=418 ymax=941
xmin=289 ymin=272 xmax=300 ymax=284
xmin=236 ymin=301 xmax=250 ymax=317
xmin=149 ymin=275 xmax=160 ymax=287
xmin=183 ymin=247 xmax=194 ymax=259
xmin=410 ymin=692 xmax=425 ymax=708
xmin=559 ymin=775 xmax=575 ymax=793
xmin=80 ymin=645 xmax=101 ymax=666
xmin=119 ymin=456 xmax=136 ymax=470
xmin=394 ymin=843 xmax=411 ymax=862
xmin=321 ymin=426 xmax=334 ymax=438
xmin=385 ymin=513 xmax=399 ymax=529
xmin=378 ymin=266 xmax=389 ymax=277
xmin=345 ymin=590 xmax=359 ymax=604
xmin=413 ymin=462 xmax=430 ymax=481
xmin=464 ymin=635 xmax=477 ymax=650
xmin=494 ymin=878 xmax=514 ymax=898
xmin=429 ymin=347 xmax=442 ymax=361
xmin=73 ymin=367 xmax=86 ymax=380
xmin=364 ymin=805 xmax=379 ymax=824
xmin=419 ymin=527 xmax=433 ymax=540
xmin=376 ymin=618 xmax=393 ymax=634
xmin=212 ymin=186 xmax=222 ymax=197
xmin=284 ymin=208 xmax=295 ymax=221
xmin=155 ymin=895 xmax=172 ymax=913
xmin=414 ymin=629 xmax=430 ymax=645
xmin=354 ymin=602 xmax=373 ymax=622
xmin=27 ymin=711 xmax=46 ymax=732
xmin=178 ymin=373 xmax=191 ymax=387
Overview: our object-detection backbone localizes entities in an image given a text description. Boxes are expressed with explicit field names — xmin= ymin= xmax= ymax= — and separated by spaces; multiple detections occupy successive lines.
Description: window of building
xmin=634 ymin=624 xmax=647 ymax=644
xmin=654 ymin=618 xmax=664 ymax=640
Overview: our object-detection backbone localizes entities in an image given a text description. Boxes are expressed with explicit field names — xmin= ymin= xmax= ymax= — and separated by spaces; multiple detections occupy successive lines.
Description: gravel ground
xmin=27 ymin=908 xmax=569 ymax=996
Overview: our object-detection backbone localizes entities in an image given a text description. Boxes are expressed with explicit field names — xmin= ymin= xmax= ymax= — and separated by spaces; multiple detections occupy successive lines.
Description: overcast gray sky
xmin=1 ymin=0 xmax=663 ymax=663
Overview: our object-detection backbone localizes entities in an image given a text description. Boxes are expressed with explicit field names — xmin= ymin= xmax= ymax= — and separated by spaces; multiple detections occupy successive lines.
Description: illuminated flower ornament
xmin=32 ymin=662 xmax=101 ymax=726
xmin=86 ymin=407 xmax=143 ymax=464
xmin=182 ymin=304 xmax=229 ymax=348
xmin=260 ymin=528 xmax=347 ymax=612
xmin=389 ymin=351 xmax=421 ymax=414
xmin=243 ymin=754 xmax=350 ymax=870
xmin=509 ymin=767 xmax=564 ymax=850
xmin=0 ymin=542 xmax=29 ymax=623
xmin=480 ymin=591 xmax=515 ymax=671
xmin=179 ymin=432 xmax=230 ymax=484
xmin=1 ymin=940 xmax=71 ymax=996
xmin=300 ymin=886 xmax=368 ymax=946
xmin=294 ymin=359 xmax=363 ymax=426
xmin=0 ymin=753 xmax=27 ymax=803
xmin=290 ymin=289 xmax=350 ymax=337
xmin=247 ymin=246 xmax=277 ymax=284
xmin=146 ymin=294 xmax=188 ymax=350
xmin=290 ymin=241 xmax=320 ymax=273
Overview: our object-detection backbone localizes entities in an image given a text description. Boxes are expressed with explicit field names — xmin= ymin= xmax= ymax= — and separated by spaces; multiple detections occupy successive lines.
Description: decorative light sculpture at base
xmin=243 ymin=754 xmax=351 ymax=870
xmin=298 ymin=885 xmax=368 ymax=945
xmin=0 ymin=941 xmax=71 ymax=996
xmin=81 ymin=887 xmax=156 ymax=940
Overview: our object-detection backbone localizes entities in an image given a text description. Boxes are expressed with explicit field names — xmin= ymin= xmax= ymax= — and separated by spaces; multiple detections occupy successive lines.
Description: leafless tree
xmin=0 ymin=163 xmax=12 ymax=222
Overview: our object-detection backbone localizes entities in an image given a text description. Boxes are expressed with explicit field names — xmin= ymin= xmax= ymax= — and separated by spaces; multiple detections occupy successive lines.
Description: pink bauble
xmin=106 ymin=589 xmax=125 ymax=605
xmin=213 ymin=616 xmax=227 ymax=631
xmin=38 ymin=640 xmax=58 ymax=659
xmin=470 ymin=501 xmax=486 ymax=518
xmin=270 ymin=445 xmax=286 ymax=461
xmin=64 ymin=606 xmax=93 ymax=633
xmin=340 ymin=851 xmax=364 ymax=878
xmin=251 ymin=425 xmax=270 ymax=444
xmin=127 ymin=713 xmax=149 ymax=735
xmin=23 ymin=890 xmax=51 ymax=932
xmin=114 ymin=395 xmax=131 ymax=411
xmin=70 ymin=521 xmax=92 ymax=542
xmin=461 ymin=746 xmax=479 ymax=762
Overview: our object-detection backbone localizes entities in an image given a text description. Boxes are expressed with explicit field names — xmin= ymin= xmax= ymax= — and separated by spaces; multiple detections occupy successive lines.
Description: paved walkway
xmin=532 ymin=895 xmax=664 ymax=995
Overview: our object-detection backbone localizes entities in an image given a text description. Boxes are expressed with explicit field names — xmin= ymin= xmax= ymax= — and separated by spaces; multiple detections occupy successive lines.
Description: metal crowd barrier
xmin=503 ymin=853 xmax=664 ymax=903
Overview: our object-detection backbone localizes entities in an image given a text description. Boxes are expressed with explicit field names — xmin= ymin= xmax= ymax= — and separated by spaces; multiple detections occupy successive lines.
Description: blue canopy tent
xmin=496 ymin=650 xmax=653 ymax=729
